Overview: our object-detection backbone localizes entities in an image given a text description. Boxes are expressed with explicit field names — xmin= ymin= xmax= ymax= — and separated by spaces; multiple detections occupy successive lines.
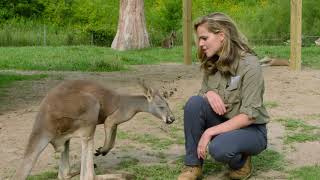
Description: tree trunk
xmin=111 ymin=0 xmax=150 ymax=51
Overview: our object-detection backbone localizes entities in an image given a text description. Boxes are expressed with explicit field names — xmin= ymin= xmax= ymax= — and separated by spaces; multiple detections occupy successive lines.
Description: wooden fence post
xmin=290 ymin=0 xmax=302 ymax=71
xmin=183 ymin=0 xmax=192 ymax=65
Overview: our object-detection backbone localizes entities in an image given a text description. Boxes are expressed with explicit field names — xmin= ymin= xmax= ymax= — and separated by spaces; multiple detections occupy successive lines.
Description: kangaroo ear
xmin=171 ymin=31 xmax=176 ymax=38
xmin=145 ymin=87 xmax=154 ymax=102
xmin=138 ymin=78 xmax=154 ymax=101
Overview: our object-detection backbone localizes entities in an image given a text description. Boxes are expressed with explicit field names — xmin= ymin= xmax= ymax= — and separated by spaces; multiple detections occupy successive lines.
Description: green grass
xmin=114 ymin=149 xmax=284 ymax=179
xmin=0 ymin=46 xmax=196 ymax=72
xmin=280 ymin=118 xmax=319 ymax=132
xmin=0 ymin=73 xmax=48 ymax=88
xmin=252 ymin=149 xmax=285 ymax=172
xmin=24 ymin=146 xmax=285 ymax=180
xmin=120 ymin=163 xmax=182 ymax=180
xmin=0 ymin=72 xmax=49 ymax=109
xmin=117 ymin=131 xmax=178 ymax=150
xmin=0 ymin=46 xmax=126 ymax=72
xmin=286 ymin=133 xmax=319 ymax=144
xmin=115 ymin=155 xmax=225 ymax=179
xmin=276 ymin=118 xmax=320 ymax=144
xmin=26 ymin=171 xmax=57 ymax=180
xmin=0 ymin=73 xmax=48 ymax=99
xmin=115 ymin=156 xmax=182 ymax=180
xmin=289 ymin=165 xmax=320 ymax=180
xmin=264 ymin=101 xmax=279 ymax=108
xmin=0 ymin=73 xmax=48 ymax=98
xmin=0 ymin=45 xmax=318 ymax=72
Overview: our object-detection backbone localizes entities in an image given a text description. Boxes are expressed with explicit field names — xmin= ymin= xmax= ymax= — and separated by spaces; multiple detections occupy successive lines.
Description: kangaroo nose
xmin=166 ymin=116 xmax=175 ymax=124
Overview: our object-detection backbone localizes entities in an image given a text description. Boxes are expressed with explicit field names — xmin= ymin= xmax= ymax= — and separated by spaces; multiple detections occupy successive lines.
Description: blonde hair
xmin=194 ymin=12 xmax=254 ymax=74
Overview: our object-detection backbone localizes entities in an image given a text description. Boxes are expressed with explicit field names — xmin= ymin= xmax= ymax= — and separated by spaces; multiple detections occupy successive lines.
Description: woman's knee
xmin=208 ymin=138 xmax=238 ymax=163
xmin=208 ymin=142 xmax=228 ymax=162
xmin=184 ymin=96 xmax=205 ymax=112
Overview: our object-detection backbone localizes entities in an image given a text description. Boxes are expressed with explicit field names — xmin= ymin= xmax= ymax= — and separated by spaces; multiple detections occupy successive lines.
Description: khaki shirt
xmin=199 ymin=54 xmax=269 ymax=124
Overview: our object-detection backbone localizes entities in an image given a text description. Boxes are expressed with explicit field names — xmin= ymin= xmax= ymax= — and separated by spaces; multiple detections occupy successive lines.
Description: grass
xmin=252 ymin=149 xmax=285 ymax=172
xmin=0 ymin=73 xmax=48 ymax=88
xmin=0 ymin=46 xmax=196 ymax=72
xmin=22 ymin=149 xmax=285 ymax=180
xmin=286 ymin=133 xmax=319 ymax=144
xmin=119 ymin=162 xmax=182 ymax=180
xmin=288 ymin=165 xmax=320 ymax=180
xmin=0 ymin=73 xmax=48 ymax=98
xmin=0 ymin=45 xmax=319 ymax=72
xmin=113 ymin=149 xmax=284 ymax=179
xmin=0 ymin=46 xmax=126 ymax=72
xmin=280 ymin=118 xmax=318 ymax=132
xmin=117 ymin=130 xmax=181 ymax=150
xmin=115 ymin=156 xmax=183 ymax=180
xmin=116 ymin=112 xmax=185 ymax=150
xmin=0 ymin=73 xmax=49 ymax=111
xmin=264 ymin=101 xmax=279 ymax=108
xmin=276 ymin=118 xmax=320 ymax=144
xmin=26 ymin=171 xmax=57 ymax=180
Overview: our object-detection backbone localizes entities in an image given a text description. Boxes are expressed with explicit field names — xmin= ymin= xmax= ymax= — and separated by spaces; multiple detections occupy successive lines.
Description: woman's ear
xmin=218 ymin=31 xmax=225 ymax=42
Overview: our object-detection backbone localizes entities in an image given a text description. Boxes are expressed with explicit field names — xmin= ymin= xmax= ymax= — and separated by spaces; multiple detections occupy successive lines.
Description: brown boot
xmin=228 ymin=156 xmax=253 ymax=180
xmin=177 ymin=165 xmax=202 ymax=180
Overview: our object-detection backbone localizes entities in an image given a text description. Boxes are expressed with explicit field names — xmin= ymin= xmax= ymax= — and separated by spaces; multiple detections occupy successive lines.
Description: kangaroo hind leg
xmin=58 ymin=139 xmax=72 ymax=180
xmin=78 ymin=93 xmax=100 ymax=180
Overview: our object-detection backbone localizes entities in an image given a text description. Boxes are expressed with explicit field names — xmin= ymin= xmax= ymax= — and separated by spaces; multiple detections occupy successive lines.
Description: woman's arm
xmin=206 ymin=113 xmax=254 ymax=136
xmin=197 ymin=113 xmax=254 ymax=159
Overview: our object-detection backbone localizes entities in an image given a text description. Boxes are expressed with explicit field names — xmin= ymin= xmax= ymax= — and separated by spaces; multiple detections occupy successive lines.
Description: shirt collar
xmin=229 ymin=57 xmax=239 ymax=76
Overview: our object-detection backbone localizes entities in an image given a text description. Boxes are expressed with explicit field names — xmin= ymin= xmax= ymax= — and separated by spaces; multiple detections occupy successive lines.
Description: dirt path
xmin=1 ymin=64 xmax=320 ymax=179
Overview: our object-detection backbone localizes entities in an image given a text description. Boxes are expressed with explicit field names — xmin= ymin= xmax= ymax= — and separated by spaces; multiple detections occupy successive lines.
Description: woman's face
xmin=196 ymin=23 xmax=225 ymax=58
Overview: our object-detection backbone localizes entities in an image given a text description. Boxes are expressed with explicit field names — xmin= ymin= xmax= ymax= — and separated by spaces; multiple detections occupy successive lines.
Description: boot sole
xmin=229 ymin=166 xmax=253 ymax=180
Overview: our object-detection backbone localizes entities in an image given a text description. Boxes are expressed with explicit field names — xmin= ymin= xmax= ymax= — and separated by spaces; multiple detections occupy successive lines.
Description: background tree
xmin=111 ymin=0 xmax=150 ymax=50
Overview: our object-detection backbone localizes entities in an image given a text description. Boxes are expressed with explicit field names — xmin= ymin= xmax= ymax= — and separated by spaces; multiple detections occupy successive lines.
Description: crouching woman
xmin=178 ymin=12 xmax=269 ymax=180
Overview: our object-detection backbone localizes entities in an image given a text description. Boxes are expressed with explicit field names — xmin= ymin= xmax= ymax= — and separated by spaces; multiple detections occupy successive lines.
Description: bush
xmin=89 ymin=29 xmax=115 ymax=47
xmin=1 ymin=0 xmax=320 ymax=47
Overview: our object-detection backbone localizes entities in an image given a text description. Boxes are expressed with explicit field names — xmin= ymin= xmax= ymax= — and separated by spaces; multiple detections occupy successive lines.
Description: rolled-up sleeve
xmin=239 ymin=65 xmax=265 ymax=119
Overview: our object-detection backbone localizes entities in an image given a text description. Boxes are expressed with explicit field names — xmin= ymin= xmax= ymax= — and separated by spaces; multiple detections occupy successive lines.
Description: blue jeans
xmin=183 ymin=96 xmax=267 ymax=169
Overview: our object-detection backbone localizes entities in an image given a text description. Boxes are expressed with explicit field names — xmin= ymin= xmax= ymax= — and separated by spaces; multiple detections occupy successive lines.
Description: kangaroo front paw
xmin=94 ymin=147 xmax=108 ymax=156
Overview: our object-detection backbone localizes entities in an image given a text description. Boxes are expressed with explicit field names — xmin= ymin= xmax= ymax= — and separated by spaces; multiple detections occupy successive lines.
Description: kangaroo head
xmin=139 ymin=80 xmax=175 ymax=124
xmin=170 ymin=31 xmax=176 ymax=47
xmin=171 ymin=31 xmax=176 ymax=40
xmin=315 ymin=38 xmax=320 ymax=46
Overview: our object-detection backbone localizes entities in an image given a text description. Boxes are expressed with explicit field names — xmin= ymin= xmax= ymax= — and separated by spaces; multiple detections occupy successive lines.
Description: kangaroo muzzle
xmin=165 ymin=115 xmax=175 ymax=124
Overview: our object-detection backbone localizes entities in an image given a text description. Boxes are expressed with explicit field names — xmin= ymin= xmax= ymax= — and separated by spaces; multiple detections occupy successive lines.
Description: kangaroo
xmin=161 ymin=31 xmax=176 ymax=48
xmin=315 ymin=38 xmax=320 ymax=46
xmin=259 ymin=56 xmax=290 ymax=67
xmin=14 ymin=80 xmax=175 ymax=180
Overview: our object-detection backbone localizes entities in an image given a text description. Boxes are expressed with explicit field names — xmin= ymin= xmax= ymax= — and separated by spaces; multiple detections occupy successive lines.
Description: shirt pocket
xmin=224 ymin=85 xmax=241 ymax=113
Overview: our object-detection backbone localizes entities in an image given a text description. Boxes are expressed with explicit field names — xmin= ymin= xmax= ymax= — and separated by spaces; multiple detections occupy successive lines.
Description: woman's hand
xmin=197 ymin=130 xmax=213 ymax=160
xmin=205 ymin=91 xmax=226 ymax=115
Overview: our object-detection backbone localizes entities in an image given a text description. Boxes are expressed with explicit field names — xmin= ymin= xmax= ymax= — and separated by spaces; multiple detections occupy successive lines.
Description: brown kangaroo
xmin=14 ymin=80 xmax=175 ymax=180
xmin=259 ymin=56 xmax=290 ymax=67
xmin=315 ymin=38 xmax=320 ymax=46
xmin=161 ymin=31 xmax=176 ymax=48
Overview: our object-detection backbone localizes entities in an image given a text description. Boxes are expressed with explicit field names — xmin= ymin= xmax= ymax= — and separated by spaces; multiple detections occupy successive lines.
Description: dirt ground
xmin=1 ymin=63 xmax=320 ymax=179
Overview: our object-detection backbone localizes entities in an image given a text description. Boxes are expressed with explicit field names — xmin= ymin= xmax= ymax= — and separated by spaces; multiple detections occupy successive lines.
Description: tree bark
xmin=111 ymin=0 xmax=150 ymax=51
